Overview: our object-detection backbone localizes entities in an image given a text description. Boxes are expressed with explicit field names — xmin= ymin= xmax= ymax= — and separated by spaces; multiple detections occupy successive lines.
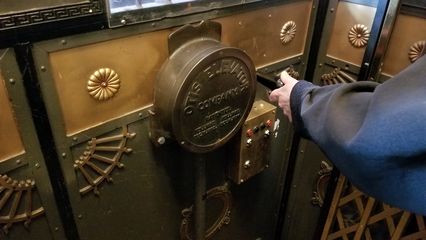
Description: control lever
xmin=256 ymin=72 xmax=283 ymax=91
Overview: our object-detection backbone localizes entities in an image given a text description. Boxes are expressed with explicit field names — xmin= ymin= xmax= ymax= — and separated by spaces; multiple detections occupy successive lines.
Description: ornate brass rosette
xmin=408 ymin=40 xmax=426 ymax=63
xmin=348 ymin=24 xmax=370 ymax=48
xmin=87 ymin=68 xmax=120 ymax=101
xmin=280 ymin=21 xmax=297 ymax=45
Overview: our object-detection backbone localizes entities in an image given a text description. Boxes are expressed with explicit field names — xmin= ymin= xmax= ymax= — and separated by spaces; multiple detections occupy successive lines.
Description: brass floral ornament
xmin=280 ymin=21 xmax=297 ymax=45
xmin=408 ymin=40 xmax=426 ymax=63
xmin=87 ymin=68 xmax=120 ymax=101
xmin=348 ymin=24 xmax=370 ymax=48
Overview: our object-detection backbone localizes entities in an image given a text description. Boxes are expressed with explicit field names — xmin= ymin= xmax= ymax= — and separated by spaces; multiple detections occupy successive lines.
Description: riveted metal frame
xmin=311 ymin=0 xmax=379 ymax=85
xmin=375 ymin=0 xmax=426 ymax=83
xmin=359 ymin=0 xmax=400 ymax=82
xmin=31 ymin=2 xmax=313 ymax=239
xmin=0 ymin=48 xmax=66 ymax=239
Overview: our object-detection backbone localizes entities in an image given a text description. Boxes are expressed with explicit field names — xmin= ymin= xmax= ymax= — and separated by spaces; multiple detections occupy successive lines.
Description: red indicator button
xmin=246 ymin=129 xmax=254 ymax=137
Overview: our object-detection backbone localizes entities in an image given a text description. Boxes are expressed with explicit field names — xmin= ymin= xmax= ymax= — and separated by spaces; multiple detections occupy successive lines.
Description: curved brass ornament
xmin=348 ymin=24 xmax=370 ymax=48
xmin=321 ymin=68 xmax=356 ymax=85
xmin=87 ymin=68 xmax=120 ymax=101
xmin=180 ymin=184 xmax=232 ymax=240
xmin=280 ymin=21 xmax=297 ymax=45
xmin=408 ymin=40 xmax=426 ymax=63
xmin=74 ymin=126 xmax=136 ymax=195
xmin=0 ymin=175 xmax=45 ymax=234
xmin=285 ymin=65 xmax=300 ymax=79
xmin=311 ymin=161 xmax=333 ymax=207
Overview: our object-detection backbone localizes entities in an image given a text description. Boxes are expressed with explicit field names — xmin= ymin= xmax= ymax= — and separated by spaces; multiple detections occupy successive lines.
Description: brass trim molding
xmin=74 ymin=126 xmax=136 ymax=195
xmin=408 ymin=40 xmax=426 ymax=63
xmin=280 ymin=21 xmax=297 ymax=45
xmin=348 ymin=24 xmax=370 ymax=48
xmin=180 ymin=184 xmax=232 ymax=240
xmin=321 ymin=68 xmax=356 ymax=85
xmin=285 ymin=65 xmax=300 ymax=79
xmin=0 ymin=174 xmax=45 ymax=234
xmin=87 ymin=68 xmax=120 ymax=101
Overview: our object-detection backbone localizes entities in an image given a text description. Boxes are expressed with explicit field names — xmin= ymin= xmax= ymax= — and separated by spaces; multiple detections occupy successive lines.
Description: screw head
xmin=157 ymin=137 xmax=166 ymax=145
xmin=9 ymin=78 xmax=15 ymax=84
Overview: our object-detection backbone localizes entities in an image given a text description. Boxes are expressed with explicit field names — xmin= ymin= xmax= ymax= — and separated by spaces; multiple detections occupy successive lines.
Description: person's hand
xmin=269 ymin=71 xmax=299 ymax=122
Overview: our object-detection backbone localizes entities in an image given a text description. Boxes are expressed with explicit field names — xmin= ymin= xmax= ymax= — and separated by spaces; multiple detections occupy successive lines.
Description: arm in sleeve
xmin=290 ymin=56 xmax=426 ymax=215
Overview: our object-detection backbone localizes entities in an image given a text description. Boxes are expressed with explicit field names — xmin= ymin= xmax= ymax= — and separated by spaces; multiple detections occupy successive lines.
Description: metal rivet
xmin=16 ymin=159 xmax=21 ymax=165
xmin=40 ymin=66 xmax=46 ymax=72
xmin=89 ymin=9 xmax=93 ymax=13
xmin=364 ymin=62 xmax=370 ymax=67
xmin=62 ymin=153 xmax=67 ymax=158
xmin=180 ymin=141 xmax=185 ymax=145
xmin=330 ymin=8 xmax=335 ymax=12
xmin=54 ymin=227 xmax=59 ymax=231
xmin=268 ymin=14 xmax=272 ymax=18
xmin=331 ymin=60 xmax=335 ymax=64
xmin=61 ymin=39 xmax=67 ymax=45
xmin=138 ymin=112 xmax=143 ymax=117
xmin=35 ymin=163 xmax=40 ymax=168
xmin=319 ymin=64 xmax=323 ymax=68
xmin=78 ymin=214 xmax=83 ymax=219
xmin=300 ymin=150 xmax=304 ymax=153
xmin=157 ymin=137 xmax=166 ymax=145
xmin=72 ymin=137 xmax=78 ymax=142
xmin=151 ymin=22 xmax=156 ymax=27
xmin=121 ymin=19 xmax=127 ymax=25
xmin=313 ymin=5 xmax=316 ymax=9
xmin=9 ymin=78 xmax=15 ymax=84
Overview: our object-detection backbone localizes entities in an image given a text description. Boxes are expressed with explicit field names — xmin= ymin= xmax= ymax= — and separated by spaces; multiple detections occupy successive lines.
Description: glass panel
xmin=106 ymin=0 xmax=263 ymax=27
xmin=109 ymin=0 xmax=196 ymax=13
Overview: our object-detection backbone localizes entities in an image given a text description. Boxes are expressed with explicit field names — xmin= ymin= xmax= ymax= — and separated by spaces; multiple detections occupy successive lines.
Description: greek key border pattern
xmin=0 ymin=0 xmax=103 ymax=30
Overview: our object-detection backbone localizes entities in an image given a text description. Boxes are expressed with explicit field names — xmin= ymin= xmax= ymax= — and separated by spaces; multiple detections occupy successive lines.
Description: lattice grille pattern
xmin=321 ymin=175 xmax=426 ymax=240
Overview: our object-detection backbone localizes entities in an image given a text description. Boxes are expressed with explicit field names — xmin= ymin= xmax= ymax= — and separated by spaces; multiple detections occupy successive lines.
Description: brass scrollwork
xmin=321 ymin=68 xmax=356 ymax=85
xmin=284 ymin=65 xmax=300 ymax=79
xmin=408 ymin=40 xmax=426 ymax=63
xmin=180 ymin=184 xmax=232 ymax=240
xmin=87 ymin=68 xmax=120 ymax=101
xmin=0 ymin=175 xmax=44 ymax=234
xmin=280 ymin=21 xmax=297 ymax=45
xmin=74 ymin=126 xmax=136 ymax=195
xmin=311 ymin=161 xmax=333 ymax=207
xmin=348 ymin=24 xmax=370 ymax=48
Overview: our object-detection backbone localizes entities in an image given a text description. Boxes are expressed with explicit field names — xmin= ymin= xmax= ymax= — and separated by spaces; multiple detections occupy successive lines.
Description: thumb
xmin=280 ymin=71 xmax=295 ymax=84
xmin=269 ymin=89 xmax=279 ymax=102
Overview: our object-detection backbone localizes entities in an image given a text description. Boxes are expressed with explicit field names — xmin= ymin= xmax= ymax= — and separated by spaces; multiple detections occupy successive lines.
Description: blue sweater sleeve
xmin=290 ymin=56 xmax=426 ymax=215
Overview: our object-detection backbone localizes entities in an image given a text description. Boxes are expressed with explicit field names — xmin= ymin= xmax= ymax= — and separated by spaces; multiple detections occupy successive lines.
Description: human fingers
xmin=269 ymin=88 xmax=281 ymax=102
xmin=280 ymin=70 xmax=297 ymax=85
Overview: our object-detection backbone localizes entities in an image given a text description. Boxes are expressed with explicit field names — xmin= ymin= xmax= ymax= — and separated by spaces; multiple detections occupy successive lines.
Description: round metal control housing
xmin=154 ymin=38 xmax=256 ymax=153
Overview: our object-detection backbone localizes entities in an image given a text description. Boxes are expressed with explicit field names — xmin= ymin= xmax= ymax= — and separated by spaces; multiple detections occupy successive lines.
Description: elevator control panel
xmin=228 ymin=99 xmax=276 ymax=184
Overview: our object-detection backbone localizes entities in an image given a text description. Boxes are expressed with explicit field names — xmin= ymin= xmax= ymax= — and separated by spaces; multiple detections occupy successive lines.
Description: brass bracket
xmin=311 ymin=161 xmax=333 ymax=207
xmin=74 ymin=126 xmax=136 ymax=195
xmin=180 ymin=184 xmax=232 ymax=240
xmin=0 ymin=174 xmax=44 ymax=234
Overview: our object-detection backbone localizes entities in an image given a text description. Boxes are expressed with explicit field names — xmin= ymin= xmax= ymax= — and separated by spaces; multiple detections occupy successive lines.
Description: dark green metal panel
xmin=0 ymin=48 xmax=66 ymax=240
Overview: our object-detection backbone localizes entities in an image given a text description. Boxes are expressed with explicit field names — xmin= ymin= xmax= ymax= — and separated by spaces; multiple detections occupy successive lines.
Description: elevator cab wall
xmin=0 ymin=49 xmax=66 ymax=239
xmin=0 ymin=0 xmax=318 ymax=239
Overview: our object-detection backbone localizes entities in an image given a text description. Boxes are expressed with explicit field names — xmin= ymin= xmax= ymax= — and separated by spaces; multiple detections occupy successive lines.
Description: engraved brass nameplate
xmin=152 ymin=21 xmax=256 ymax=153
